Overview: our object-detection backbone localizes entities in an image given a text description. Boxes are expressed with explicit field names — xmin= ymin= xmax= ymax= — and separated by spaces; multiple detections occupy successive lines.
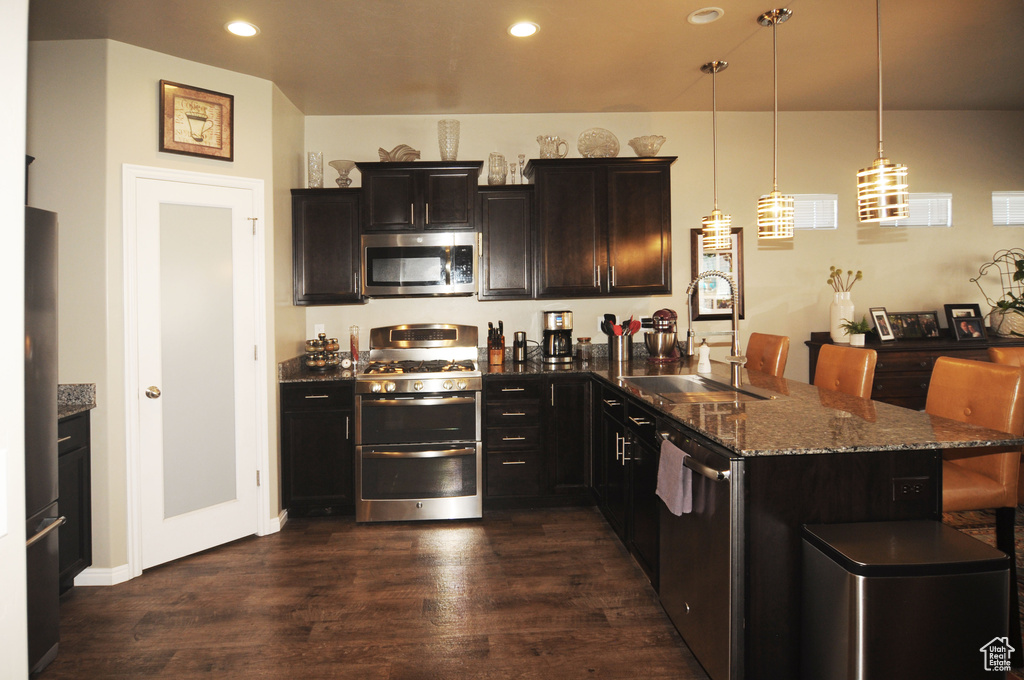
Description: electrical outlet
xmin=314 ymin=323 xmax=325 ymax=336
xmin=892 ymin=476 xmax=930 ymax=501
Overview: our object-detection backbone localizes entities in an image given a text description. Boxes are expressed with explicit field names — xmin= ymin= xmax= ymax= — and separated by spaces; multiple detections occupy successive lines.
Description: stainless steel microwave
xmin=361 ymin=232 xmax=477 ymax=297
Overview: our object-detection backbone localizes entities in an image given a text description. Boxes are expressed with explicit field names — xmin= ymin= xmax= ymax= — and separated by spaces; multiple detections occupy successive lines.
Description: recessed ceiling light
xmin=687 ymin=7 xmax=725 ymax=25
xmin=225 ymin=21 xmax=260 ymax=37
xmin=508 ymin=21 xmax=539 ymax=38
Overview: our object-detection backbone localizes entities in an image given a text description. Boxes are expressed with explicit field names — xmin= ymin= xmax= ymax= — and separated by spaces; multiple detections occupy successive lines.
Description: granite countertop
xmin=279 ymin=351 xmax=1024 ymax=458
xmin=58 ymin=383 xmax=96 ymax=420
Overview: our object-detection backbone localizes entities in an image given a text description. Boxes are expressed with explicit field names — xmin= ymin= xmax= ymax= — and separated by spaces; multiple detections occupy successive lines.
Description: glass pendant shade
xmin=756 ymin=8 xmax=794 ymax=240
xmin=757 ymin=190 xmax=795 ymax=239
xmin=857 ymin=157 xmax=909 ymax=222
xmin=857 ymin=0 xmax=908 ymax=223
xmin=702 ymin=210 xmax=733 ymax=251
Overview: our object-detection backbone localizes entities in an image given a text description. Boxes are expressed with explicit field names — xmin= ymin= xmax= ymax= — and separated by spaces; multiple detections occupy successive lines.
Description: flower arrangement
xmin=827 ymin=266 xmax=863 ymax=292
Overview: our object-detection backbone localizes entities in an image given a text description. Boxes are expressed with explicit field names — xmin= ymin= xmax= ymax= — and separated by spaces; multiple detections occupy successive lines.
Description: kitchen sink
xmin=619 ymin=374 xmax=770 ymax=404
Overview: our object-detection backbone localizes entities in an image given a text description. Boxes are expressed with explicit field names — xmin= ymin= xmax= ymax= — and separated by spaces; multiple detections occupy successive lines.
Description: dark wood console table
xmin=806 ymin=331 xmax=1024 ymax=410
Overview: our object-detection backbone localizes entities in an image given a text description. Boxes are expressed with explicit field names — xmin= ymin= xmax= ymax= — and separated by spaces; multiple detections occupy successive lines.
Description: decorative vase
xmin=488 ymin=152 xmax=506 ymax=185
xmin=989 ymin=307 xmax=1024 ymax=337
xmin=437 ymin=119 xmax=460 ymax=161
xmin=328 ymin=160 xmax=356 ymax=187
xmin=307 ymin=152 xmax=323 ymax=188
xmin=830 ymin=291 xmax=854 ymax=344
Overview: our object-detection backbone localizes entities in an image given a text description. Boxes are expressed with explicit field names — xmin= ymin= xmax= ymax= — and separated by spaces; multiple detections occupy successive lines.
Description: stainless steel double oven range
xmin=355 ymin=324 xmax=482 ymax=522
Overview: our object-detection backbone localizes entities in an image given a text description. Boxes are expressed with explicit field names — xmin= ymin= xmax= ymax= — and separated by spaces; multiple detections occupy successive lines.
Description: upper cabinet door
xmin=361 ymin=169 xmax=416 ymax=232
xmin=423 ymin=169 xmax=477 ymax=231
xmin=606 ymin=163 xmax=672 ymax=296
xmin=292 ymin=189 xmax=363 ymax=305
xmin=478 ymin=187 xmax=533 ymax=300
xmin=532 ymin=164 xmax=605 ymax=298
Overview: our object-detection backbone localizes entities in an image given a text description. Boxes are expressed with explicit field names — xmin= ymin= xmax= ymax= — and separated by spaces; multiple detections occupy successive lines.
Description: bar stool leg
xmin=996 ymin=506 xmax=1021 ymax=669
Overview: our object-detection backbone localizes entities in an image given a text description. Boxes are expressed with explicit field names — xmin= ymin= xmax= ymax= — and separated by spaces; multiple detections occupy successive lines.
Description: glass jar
xmin=576 ymin=337 xmax=592 ymax=363
xmin=349 ymin=325 xmax=359 ymax=363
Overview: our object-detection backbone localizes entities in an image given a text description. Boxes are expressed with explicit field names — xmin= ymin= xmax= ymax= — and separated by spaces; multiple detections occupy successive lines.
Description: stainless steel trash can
xmin=802 ymin=520 xmax=1011 ymax=680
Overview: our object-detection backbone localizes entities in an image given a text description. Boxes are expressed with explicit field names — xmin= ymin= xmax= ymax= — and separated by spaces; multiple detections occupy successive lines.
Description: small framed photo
xmin=950 ymin=315 xmax=987 ymax=341
xmin=944 ymin=303 xmax=983 ymax=334
xmin=888 ymin=311 xmax=941 ymax=339
xmin=159 ymin=80 xmax=234 ymax=161
xmin=869 ymin=307 xmax=895 ymax=341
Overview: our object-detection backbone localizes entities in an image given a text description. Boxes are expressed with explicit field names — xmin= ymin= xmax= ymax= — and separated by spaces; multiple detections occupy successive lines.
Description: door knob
xmin=145 ymin=386 xmax=161 ymax=399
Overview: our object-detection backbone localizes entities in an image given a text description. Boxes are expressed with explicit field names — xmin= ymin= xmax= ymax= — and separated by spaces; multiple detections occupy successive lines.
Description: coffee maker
xmin=542 ymin=311 xmax=574 ymax=364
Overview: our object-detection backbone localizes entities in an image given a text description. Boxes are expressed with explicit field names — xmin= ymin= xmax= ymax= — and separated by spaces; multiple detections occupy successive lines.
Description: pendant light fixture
xmin=857 ymin=0 xmax=908 ymax=222
xmin=756 ymin=8 xmax=794 ymax=240
xmin=701 ymin=60 xmax=732 ymax=252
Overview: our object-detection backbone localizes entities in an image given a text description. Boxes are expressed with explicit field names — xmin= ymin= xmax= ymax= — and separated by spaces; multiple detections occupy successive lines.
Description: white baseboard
xmin=74 ymin=563 xmax=132 ymax=587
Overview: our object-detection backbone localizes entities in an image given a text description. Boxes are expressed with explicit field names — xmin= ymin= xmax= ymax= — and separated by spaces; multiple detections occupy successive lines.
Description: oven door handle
xmin=362 ymin=396 xmax=477 ymax=407
xmin=362 ymin=446 xmax=477 ymax=459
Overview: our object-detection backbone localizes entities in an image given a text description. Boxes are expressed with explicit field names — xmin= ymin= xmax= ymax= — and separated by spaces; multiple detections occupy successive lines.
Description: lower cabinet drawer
xmin=486 ymin=450 xmax=542 ymax=497
xmin=872 ymin=373 xmax=930 ymax=399
xmin=485 ymin=425 xmax=541 ymax=450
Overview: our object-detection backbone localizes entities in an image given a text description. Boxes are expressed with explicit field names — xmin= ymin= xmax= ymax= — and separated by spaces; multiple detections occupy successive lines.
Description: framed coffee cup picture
xmin=159 ymin=80 xmax=234 ymax=161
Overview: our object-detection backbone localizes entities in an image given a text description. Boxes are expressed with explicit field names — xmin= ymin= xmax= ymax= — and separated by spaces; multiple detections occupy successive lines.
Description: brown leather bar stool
xmin=744 ymin=332 xmax=790 ymax=378
xmin=989 ymin=346 xmax=1024 ymax=503
xmin=812 ymin=344 xmax=877 ymax=398
xmin=926 ymin=356 xmax=1024 ymax=662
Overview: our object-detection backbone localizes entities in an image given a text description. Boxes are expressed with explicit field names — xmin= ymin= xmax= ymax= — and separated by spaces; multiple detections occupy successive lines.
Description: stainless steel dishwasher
xmin=658 ymin=426 xmax=743 ymax=680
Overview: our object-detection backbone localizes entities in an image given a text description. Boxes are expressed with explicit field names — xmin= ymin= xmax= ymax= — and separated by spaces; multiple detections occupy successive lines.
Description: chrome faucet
xmin=684 ymin=271 xmax=744 ymax=381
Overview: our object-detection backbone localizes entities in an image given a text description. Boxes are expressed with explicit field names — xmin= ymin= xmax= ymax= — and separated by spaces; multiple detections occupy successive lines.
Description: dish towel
xmin=657 ymin=438 xmax=693 ymax=515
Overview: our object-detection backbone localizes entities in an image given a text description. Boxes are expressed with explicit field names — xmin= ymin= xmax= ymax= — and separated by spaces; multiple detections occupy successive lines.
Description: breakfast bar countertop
xmin=279 ymin=352 xmax=1024 ymax=458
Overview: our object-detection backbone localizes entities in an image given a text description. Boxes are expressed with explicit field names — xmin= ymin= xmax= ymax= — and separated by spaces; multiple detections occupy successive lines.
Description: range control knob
xmin=413 ymin=381 xmax=424 ymax=391
xmin=385 ymin=381 xmax=396 ymax=393
xmin=442 ymin=379 xmax=454 ymax=391
xmin=456 ymin=379 xmax=468 ymax=390
xmin=370 ymin=382 xmax=382 ymax=394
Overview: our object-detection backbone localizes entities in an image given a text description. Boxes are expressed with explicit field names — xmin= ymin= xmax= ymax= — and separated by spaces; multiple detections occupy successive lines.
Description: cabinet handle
xmin=58 ymin=435 xmax=72 ymax=443
xmin=502 ymin=412 xmax=527 ymax=417
xmin=551 ymin=384 xmax=555 ymax=406
xmin=502 ymin=460 xmax=527 ymax=466
xmin=594 ymin=265 xmax=600 ymax=288
xmin=410 ymin=203 xmax=414 ymax=224
xmin=919 ymin=360 xmax=929 ymax=367
xmin=610 ymin=265 xmax=616 ymax=287
xmin=501 ymin=387 xmax=526 ymax=392
xmin=615 ymin=433 xmax=624 ymax=461
xmin=304 ymin=394 xmax=330 ymax=399
xmin=502 ymin=436 xmax=526 ymax=441
xmin=602 ymin=399 xmax=621 ymax=407
xmin=629 ymin=416 xmax=652 ymax=427
xmin=425 ymin=203 xmax=430 ymax=224
xmin=346 ymin=415 xmax=350 ymax=440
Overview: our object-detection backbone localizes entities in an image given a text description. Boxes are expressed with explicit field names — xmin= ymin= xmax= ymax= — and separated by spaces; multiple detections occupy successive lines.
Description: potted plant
xmin=839 ymin=316 xmax=872 ymax=346
xmin=971 ymin=249 xmax=1024 ymax=337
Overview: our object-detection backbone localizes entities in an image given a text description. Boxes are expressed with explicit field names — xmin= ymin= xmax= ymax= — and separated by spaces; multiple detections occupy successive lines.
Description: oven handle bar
xmin=362 ymin=446 xmax=477 ymax=459
xmin=360 ymin=396 xmax=478 ymax=407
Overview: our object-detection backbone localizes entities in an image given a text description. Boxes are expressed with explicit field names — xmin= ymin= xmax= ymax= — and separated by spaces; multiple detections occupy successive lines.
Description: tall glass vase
xmin=437 ymin=119 xmax=460 ymax=161
xmin=829 ymin=291 xmax=855 ymax=344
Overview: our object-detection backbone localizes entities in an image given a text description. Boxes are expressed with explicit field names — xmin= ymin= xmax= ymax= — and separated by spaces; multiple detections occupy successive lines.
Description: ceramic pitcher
xmin=537 ymin=135 xmax=569 ymax=159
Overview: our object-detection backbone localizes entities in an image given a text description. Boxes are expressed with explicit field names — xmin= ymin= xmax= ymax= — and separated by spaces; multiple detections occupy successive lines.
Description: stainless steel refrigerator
xmin=24 ymin=206 xmax=63 ymax=673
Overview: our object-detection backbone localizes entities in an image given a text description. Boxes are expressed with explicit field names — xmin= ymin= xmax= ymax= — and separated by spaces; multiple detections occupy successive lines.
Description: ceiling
xmin=27 ymin=0 xmax=1024 ymax=115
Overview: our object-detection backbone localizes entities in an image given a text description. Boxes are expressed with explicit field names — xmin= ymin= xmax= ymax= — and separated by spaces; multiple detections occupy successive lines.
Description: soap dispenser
xmin=696 ymin=339 xmax=712 ymax=373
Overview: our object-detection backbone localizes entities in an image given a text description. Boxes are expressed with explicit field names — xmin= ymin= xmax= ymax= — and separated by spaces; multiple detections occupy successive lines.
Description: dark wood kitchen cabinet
xmin=526 ymin=157 xmax=674 ymax=299
xmin=596 ymin=383 xmax=628 ymax=537
xmin=356 ymin=161 xmax=482 ymax=232
xmin=478 ymin=186 xmax=533 ymax=300
xmin=291 ymin=189 xmax=362 ymax=305
xmin=57 ymin=411 xmax=92 ymax=593
xmin=483 ymin=374 xmax=591 ymax=505
xmin=280 ymin=382 xmax=355 ymax=515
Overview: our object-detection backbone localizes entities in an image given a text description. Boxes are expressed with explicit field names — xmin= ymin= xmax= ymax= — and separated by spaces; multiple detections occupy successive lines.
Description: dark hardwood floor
xmin=39 ymin=507 xmax=710 ymax=679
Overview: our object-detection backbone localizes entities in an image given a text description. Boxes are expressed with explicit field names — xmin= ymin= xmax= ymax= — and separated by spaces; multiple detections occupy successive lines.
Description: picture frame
xmin=869 ymin=307 xmax=895 ymax=341
xmin=690 ymin=227 xmax=744 ymax=321
xmin=888 ymin=311 xmax=941 ymax=339
xmin=946 ymin=303 xmax=988 ymax=341
xmin=159 ymin=80 xmax=234 ymax=161
xmin=943 ymin=303 xmax=984 ymax=334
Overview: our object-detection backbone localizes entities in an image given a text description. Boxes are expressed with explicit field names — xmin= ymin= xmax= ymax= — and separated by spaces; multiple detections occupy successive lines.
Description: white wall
xmin=304 ymin=111 xmax=1024 ymax=380
xmin=0 ymin=1 xmax=29 ymax=675
xmin=27 ymin=39 xmax=286 ymax=574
